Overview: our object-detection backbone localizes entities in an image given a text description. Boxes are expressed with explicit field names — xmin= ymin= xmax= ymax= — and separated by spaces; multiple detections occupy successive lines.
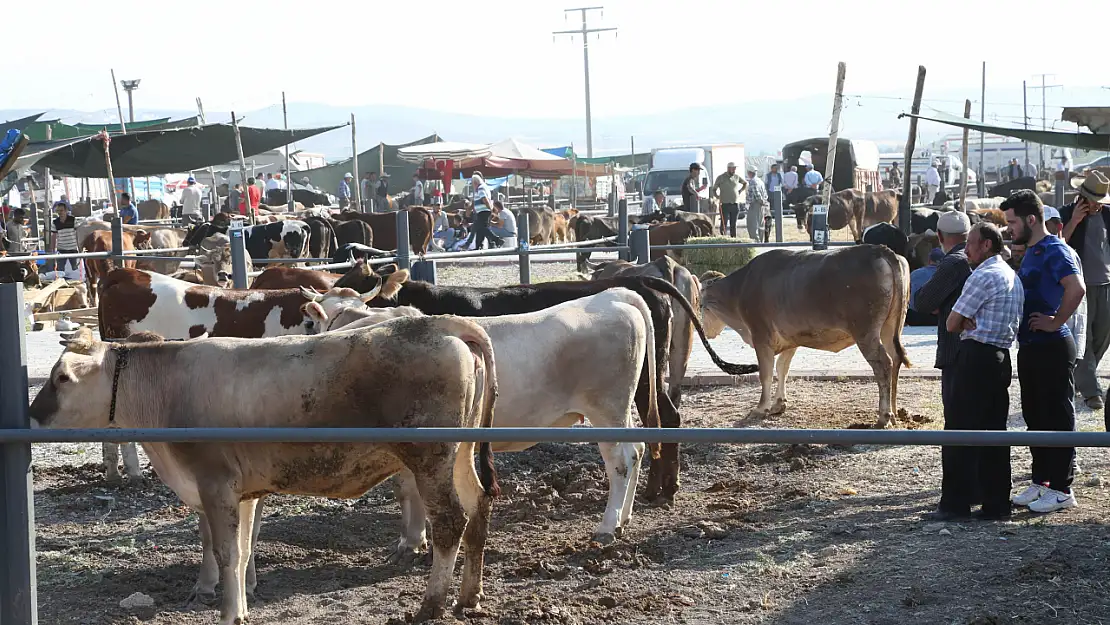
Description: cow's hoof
xmin=414 ymin=602 xmax=445 ymax=623
xmin=185 ymin=588 xmax=218 ymax=608
xmin=592 ymin=532 xmax=617 ymax=545
xmin=769 ymin=398 xmax=787 ymax=415
xmin=875 ymin=412 xmax=895 ymax=429
xmin=454 ymin=592 xmax=484 ymax=612
xmin=745 ymin=408 xmax=770 ymax=420
xmin=386 ymin=539 xmax=427 ymax=567
xmin=104 ymin=470 xmax=123 ymax=484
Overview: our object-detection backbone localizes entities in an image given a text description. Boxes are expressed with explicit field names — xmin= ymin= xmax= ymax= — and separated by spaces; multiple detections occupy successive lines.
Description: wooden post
xmin=378 ymin=142 xmax=385 ymax=176
xmin=99 ymin=132 xmax=118 ymax=211
xmin=196 ymin=98 xmax=219 ymax=218
xmin=571 ymin=142 xmax=578 ymax=210
xmin=231 ymin=112 xmax=254 ymax=225
xmin=351 ymin=114 xmax=361 ymax=209
xmin=959 ymin=99 xmax=972 ymax=209
xmin=820 ymin=62 xmax=846 ymax=209
xmin=284 ymin=92 xmax=294 ymax=213
xmin=899 ymin=66 xmax=927 ymax=234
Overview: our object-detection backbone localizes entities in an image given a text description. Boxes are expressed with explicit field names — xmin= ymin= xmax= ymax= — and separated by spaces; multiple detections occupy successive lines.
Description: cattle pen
xmin=5 ymin=202 xmax=1105 ymax=625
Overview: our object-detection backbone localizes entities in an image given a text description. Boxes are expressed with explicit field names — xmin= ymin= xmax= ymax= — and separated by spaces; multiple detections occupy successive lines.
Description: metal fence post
xmin=811 ymin=204 xmax=829 ymax=251
xmin=395 ymin=209 xmax=411 ymax=271
xmin=630 ymin=225 xmax=650 ymax=264
xmin=771 ymin=189 xmax=783 ymax=243
xmin=517 ymin=210 xmax=531 ymax=285
xmin=608 ymin=189 xmax=617 ymax=217
xmin=410 ymin=260 xmax=437 ymax=284
xmin=229 ymin=228 xmax=248 ymax=289
xmin=1055 ymin=169 xmax=1067 ymax=208
xmin=0 ymin=283 xmax=38 ymax=625
xmin=618 ymin=199 xmax=629 ymax=261
xmin=110 ymin=216 xmax=124 ymax=264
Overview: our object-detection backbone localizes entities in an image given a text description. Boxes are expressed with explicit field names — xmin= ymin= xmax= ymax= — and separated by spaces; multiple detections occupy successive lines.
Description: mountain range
xmin=5 ymin=85 xmax=1108 ymax=162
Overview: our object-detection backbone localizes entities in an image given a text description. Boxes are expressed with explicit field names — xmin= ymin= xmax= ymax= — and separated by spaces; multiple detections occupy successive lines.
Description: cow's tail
xmin=885 ymin=250 xmax=912 ymax=368
xmin=628 ymin=291 xmax=662 ymax=460
xmin=442 ymin=316 xmax=501 ymax=497
xmin=635 ymin=276 xmax=759 ymax=375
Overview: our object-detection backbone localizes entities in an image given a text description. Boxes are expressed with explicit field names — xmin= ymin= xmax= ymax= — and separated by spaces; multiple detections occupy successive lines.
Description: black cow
xmin=0 ymin=256 xmax=38 ymax=285
xmin=268 ymin=188 xmax=332 ymax=208
xmin=861 ymin=222 xmax=909 ymax=261
xmin=573 ymin=215 xmax=620 ymax=273
xmin=329 ymin=242 xmax=393 ymax=265
xmin=989 ymin=176 xmax=1037 ymax=198
xmin=242 ymin=220 xmax=311 ymax=261
xmin=787 ymin=187 xmax=819 ymax=229
xmin=364 ymin=275 xmax=757 ymax=503
xmin=303 ymin=215 xmax=338 ymax=260
xmin=330 ymin=218 xmax=374 ymax=249
xmin=910 ymin=207 xmax=982 ymax=235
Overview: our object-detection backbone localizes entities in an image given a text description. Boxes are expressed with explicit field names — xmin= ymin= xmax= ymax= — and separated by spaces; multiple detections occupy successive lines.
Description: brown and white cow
xmin=81 ymin=229 xmax=152 ymax=307
xmin=699 ymin=244 xmax=911 ymax=427
xmin=301 ymin=287 xmax=657 ymax=549
xmin=800 ymin=189 xmax=900 ymax=243
xmin=31 ymin=323 xmax=500 ymax=624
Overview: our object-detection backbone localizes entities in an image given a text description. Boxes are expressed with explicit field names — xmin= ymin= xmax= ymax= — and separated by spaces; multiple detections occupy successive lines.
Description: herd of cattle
xmin=20 ymin=201 xmax=922 ymax=624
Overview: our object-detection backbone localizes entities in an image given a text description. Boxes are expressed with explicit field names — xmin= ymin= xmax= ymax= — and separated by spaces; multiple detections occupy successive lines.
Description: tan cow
xmin=801 ymin=189 xmax=900 ymax=243
xmin=589 ymin=256 xmax=700 ymax=407
xmin=81 ymin=229 xmax=152 ymax=307
xmin=31 ymin=322 xmax=500 ymax=624
xmin=699 ymin=244 xmax=911 ymax=427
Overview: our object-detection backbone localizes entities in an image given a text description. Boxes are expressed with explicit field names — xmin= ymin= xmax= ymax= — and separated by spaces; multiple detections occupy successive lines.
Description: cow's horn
xmin=299 ymin=286 xmax=324 ymax=302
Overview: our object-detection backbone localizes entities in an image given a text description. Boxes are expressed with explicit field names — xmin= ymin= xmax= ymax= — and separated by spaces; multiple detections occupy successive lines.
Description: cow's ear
xmin=359 ymin=284 xmax=382 ymax=303
xmin=375 ymin=263 xmax=398 ymax=276
xmin=60 ymin=327 xmax=96 ymax=354
xmin=380 ymin=270 xmax=409 ymax=300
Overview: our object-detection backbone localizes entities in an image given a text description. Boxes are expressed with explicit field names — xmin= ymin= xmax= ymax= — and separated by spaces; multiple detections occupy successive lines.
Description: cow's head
xmin=697 ymin=271 xmax=730 ymax=339
xmin=198 ymin=234 xmax=233 ymax=287
xmin=335 ymin=262 xmax=409 ymax=302
xmin=31 ymin=327 xmax=118 ymax=429
xmin=300 ymin=284 xmax=382 ymax=320
xmin=131 ymin=229 xmax=153 ymax=249
xmin=300 ymin=301 xmax=328 ymax=335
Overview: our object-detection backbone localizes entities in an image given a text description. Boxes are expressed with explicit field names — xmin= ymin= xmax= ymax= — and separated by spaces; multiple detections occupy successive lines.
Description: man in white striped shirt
xmin=48 ymin=202 xmax=82 ymax=281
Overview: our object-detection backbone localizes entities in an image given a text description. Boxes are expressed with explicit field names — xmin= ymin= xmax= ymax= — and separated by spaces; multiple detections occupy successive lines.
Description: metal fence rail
xmin=2 ymin=427 xmax=1109 ymax=447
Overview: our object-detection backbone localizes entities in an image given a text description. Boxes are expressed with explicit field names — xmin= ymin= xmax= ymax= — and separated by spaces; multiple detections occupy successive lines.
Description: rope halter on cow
xmin=108 ymin=345 xmax=131 ymax=424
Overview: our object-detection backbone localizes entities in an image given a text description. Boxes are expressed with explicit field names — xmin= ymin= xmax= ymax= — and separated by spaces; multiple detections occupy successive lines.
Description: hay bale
xmin=679 ymin=236 xmax=757 ymax=277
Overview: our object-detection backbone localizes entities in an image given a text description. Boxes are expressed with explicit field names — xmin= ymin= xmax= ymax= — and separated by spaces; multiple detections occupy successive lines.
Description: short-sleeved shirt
xmin=52 ymin=216 xmax=78 ymax=251
xmin=118 ymin=204 xmax=138 ymax=224
xmin=908 ymin=265 xmax=938 ymax=311
xmin=1017 ymin=235 xmax=1081 ymax=345
xmin=473 ymin=183 xmax=492 ymax=212
xmin=804 ymin=170 xmax=823 ymax=187
xmin=494 ymin=209 xmax=516 ymax=235
xmin=951 ymin=255 xmax=1024 ymax=349
xmin=681 ymin=175 xmax=699 ymax=210
xmin=1081 ymin=213 xmax=1110 ymax=286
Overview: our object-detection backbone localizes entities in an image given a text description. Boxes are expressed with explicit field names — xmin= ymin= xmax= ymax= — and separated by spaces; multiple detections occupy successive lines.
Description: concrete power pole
xmin=553 ymin=7 xmax=616 ymax=159
xmin=1029 ymin=74 xmax=1062 ymax=169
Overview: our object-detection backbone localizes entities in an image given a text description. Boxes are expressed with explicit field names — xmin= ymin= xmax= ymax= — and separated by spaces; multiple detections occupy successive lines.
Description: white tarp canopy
xmin=397 ymin=141 xmax=491 ymax=163
xmin=488 ymin=138 xmax=565 ymax=161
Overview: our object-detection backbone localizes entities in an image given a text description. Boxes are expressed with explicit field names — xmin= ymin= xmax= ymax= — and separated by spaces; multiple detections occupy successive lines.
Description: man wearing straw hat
xmin=1059 ymin=171 xmax=1110 ymax=415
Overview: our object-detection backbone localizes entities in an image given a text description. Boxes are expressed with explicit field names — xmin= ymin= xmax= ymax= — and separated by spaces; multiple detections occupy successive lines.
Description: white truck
xmin=643 ymin=144 xmax=745 ymax=211
xmin=879 ymin=150 xmax=976 ymax=189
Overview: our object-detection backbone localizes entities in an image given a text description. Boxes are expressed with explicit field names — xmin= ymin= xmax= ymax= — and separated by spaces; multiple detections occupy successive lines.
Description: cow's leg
xmin=747 ymin=344 xmax=778 ymax=419
xmin=189 ymin=511 xmax=219 ymax=606
xmin=389 ymin=470 xmax=429 ymax=566
xmin=246 ymin=497 xmax=264 ymax=599
xmin=857 ymin=332 xmax=895 ymax=427
xmin=594 ymin=441 xmax=643 ymax=543
xmin=199 ymin=488 xmax=247 ymax=625
xmin=771 ymin=347 xmax=798 ymax=414
xmin=410 ymin=448 xmax=466 ymax=623
xmin=236 ymin=499 xmax=258 ymax=621
xmin=454 ymin=442 xmax=493 ymax=612
xmin=121 ymin=443 xmax=142 ymax=479
xmin=620 ymin=442 xmax=646 ymax=527
xmin=102 ymin=442 xmax=122 ymax=482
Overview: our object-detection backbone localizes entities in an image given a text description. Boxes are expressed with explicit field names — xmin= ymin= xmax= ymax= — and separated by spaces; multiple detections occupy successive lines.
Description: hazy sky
xmin=8 ymin=0 xmax=1108 ymax=125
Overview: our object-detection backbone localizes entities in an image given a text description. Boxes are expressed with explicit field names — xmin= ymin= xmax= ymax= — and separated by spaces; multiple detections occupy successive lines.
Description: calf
xmin=250 ymin=260 xmax=402 ymax=294
xmin=648 ymin=220 xmax=704 ymax=260
xmin=332 ymin=207 xmax=433 ymax=253
xmin=32 ymin=323 xmax=500 ymax=624
xmin=81 ymin=229 xmax=152 ymax=306
xmin=803 ymin=189 xmax=899 ymax=243
xmin=303 ymin=287 xmax=657 ymax=551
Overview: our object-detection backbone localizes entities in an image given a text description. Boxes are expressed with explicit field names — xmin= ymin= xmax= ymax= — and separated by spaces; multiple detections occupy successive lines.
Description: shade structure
xmin=300 ymin=134 xmax=442 ymax=194
xmin=901 ymin=110 xmax=1110 ymax=152
xmin=397 ymin=141 xmax=491 ymax=163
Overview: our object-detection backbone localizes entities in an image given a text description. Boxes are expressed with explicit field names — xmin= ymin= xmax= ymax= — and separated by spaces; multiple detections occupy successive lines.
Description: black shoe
xmin=924 ymin=508 xmax=971 ymax=522
xmin=974 ymin=509 xmax=1012 ymax=521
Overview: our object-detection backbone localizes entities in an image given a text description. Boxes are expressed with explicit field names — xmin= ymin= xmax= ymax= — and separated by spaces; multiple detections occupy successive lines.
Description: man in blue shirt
xmin=337 ymin=173 xmax=353 ymax=209
xmin=117 ymin=193 xmax=138 ymax=225
xmin=1003 ymin=190 xmax=1086 ymax=513
xmin=907 ymin=247 xmax=944 ymax=325
xmin=803 ymin=163 xmax=823 ymax=189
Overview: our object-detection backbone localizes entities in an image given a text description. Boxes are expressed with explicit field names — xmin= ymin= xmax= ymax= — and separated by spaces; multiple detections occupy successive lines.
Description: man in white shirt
xmin=783 ymin=166 xmax=799 ymax=194
xmin=180 ymin=177 xmax=204 ymax=224
xmin=264 ymin=173 xmax=280 ymax=192
xmin=489 ymin=201 xmax=517 ymax=242
xmin=925 ymin=160 xmax=942 ymax=206
xmin=411 ymin=174 xmax=425 ymax=206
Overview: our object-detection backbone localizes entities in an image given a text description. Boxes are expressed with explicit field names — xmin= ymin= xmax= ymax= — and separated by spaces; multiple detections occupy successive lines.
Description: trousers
xmin=746 ymin=200 xmax=765 ymax=241
xmin=1075 ymin=282 xmax=1110 ymax=400
xmin=721 ymin=203 xmax=739 ymax=238
xmin=940 ymin=340 xmax=1012 ymax=514
xmin=1018 ymin=337 xmax=1077 ymax=493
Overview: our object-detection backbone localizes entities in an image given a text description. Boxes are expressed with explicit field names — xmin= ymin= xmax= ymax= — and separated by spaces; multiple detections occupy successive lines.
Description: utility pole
xmin=553 ymin=6 xmax=616 ymax=159
xmin=1030 ymin=74 xmax=1062 ymax=170
xmin=978 ymin=62 xmax=985 ymax=197
xmin=1023 ymin=80 xmax=1029 ymax=172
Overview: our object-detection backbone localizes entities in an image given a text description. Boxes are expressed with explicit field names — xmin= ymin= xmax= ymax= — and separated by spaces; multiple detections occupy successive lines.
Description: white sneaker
xmin=1012 ymin=484 xmax=1045 ymax=506
xmin=1028 ymin=488 xmax=1077 ymax=513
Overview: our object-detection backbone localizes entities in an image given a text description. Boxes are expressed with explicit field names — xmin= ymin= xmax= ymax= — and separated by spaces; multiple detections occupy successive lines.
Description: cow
xmin=182 ymin=213 xmax=233 ymax=248
xmin=81 ymin=229 xmax=152 ymax=307
xmin=361 ymin=275 xmax=757 ymax=501
xmin=648 ymin=220 xmax=706 ymax=260
xmin=332 ymin=208 xmax=433 ymax=254
xmin=962 ymin=197 xmax=1007 ymax=211
xmin=572 ymin=215 xmax=620 ymax=272
xmin=330 ymin=218 xmax=374 ymax=249
xmin=136 ymin=199 xmax=170 ymax=221
xmin=861 ymin=222 xmax=909 ymax=260
xmin=909 ymin=207 xmax=987 ymax=236
xmin=1041 ymin=190 xmax=1078 ymax=207
xmin=241 ymin=220 xmax=312 ymax=261
xmin=786 ymin=187 xmax=819 ymax=229
xmin=31 ymin=321 xmax=500 ymax=624
xmin=588 ymin=257 xmax=700 ymax=408
xmin=552 ymin=210 xmax=570 ymax=242
xmin=249 ymin=260 xmax=402 ymax=294
xmin=699 ymin=244 xmax=911 ymax=428
xmin=801 ymin=189 xmax=899 ymax=243
xmin=301 ymin=287 xmax=656 ymax=556
xmin=303 ymin=215 xmax=338 ymax=261
xmin=0 ymin=252 xmax=38 ymax=285
xmin=906 ymin=231 xmax=939 ymax=271
xmin=520 ymin=206 xmax=557 ymax=244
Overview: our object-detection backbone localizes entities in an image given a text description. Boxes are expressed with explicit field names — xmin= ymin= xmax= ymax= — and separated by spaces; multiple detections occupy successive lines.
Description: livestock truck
xmin=643 ymin=144 xmax=745 ymax=212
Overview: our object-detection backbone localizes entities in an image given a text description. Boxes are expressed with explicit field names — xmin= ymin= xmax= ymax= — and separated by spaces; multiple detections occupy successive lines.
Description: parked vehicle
xmin=644 ymin=144 xmax=745 ymax=211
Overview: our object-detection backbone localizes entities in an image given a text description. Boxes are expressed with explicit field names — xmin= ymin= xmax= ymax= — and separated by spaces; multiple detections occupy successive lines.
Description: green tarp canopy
xmin=17 ymin=123 xmax=343 ymax=178
xmin=24 ymin=116 xmax=202 ymax=141
xmin=540 ymin=146 xmax=650 ymax=169
xmin=902 ymin=110 xmax=1110 ymax=152
xmin=297 ymin=134 xmax=439 ymax=195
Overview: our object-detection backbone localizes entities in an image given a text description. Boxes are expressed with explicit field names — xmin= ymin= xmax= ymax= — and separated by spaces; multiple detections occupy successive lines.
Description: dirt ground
xmin=29 ymin=378 xmax=1110 ymax=625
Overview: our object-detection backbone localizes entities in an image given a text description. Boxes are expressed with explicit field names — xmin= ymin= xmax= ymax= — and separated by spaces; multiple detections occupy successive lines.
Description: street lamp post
xmin=120 ymin=79 xmax=141 ymax=202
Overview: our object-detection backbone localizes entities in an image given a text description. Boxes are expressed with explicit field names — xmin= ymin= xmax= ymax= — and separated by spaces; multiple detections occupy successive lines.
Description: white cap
xmin=937 ymin=211 xmax=971 ymax=235
xmin=1043 ymin=206 xmax=1061 ymax=221
xmin=727 ymin=162 xmax=736 ymax=168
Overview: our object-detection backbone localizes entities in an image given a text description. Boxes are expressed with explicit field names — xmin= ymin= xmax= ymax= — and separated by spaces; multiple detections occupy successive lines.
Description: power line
xmin=553 ymin=6 xmax=617 ymax=159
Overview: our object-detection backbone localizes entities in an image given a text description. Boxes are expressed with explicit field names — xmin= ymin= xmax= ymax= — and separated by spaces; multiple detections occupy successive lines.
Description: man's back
xmin=181 ymin=186 xmax=202 ymax=214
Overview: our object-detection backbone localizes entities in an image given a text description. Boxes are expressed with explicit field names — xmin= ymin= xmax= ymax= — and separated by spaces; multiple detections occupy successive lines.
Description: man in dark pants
xmin=1004 ymin=190 xmax=1086 ymax=513
xmin=936 ymin=223 xmax=1024 ymax=520
xmin=913 ymin=211 xmax=972 ymax=429
xmin=1058 ymin=172 xmax=1110 ymax=415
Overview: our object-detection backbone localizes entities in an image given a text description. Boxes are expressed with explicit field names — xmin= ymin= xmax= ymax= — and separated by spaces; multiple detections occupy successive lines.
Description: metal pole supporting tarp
xmin=517 ymin=210 xmax=531 ymax=284
xmin=0 ymin=283 xmax=38 ymax=625
xmin=395 ymin=210 xmax=411 ymax=270
xmin=230 ymin=228 xmax=248 ymax=288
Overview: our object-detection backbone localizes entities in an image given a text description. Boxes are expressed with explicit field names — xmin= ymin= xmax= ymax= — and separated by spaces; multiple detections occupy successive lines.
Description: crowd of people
xmin=910 ymin=171 xmax=1110 ymax=520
